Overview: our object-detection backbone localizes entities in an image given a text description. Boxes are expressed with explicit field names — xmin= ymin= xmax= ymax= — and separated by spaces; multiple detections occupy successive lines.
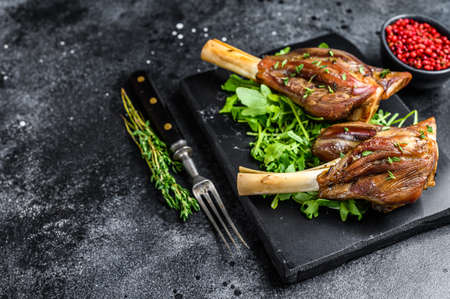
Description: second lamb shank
xmin=237 ymin=118 xmax=438 ymax=212
xmin=201 ymin=39 xmax=412 ymax=121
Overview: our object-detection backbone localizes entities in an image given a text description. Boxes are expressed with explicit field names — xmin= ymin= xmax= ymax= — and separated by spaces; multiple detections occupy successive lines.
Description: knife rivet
xmin=137 ymin=76 xmax=145 ymax=83
xmin=150 ymin=97 xmax=157 ymax=104
xmin=164 ymin=123 xmax=172 ymax=130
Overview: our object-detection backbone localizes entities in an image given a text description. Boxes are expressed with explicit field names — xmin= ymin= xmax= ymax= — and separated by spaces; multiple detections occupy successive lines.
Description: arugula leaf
xmin=219 ymin=95 xmax=238 ymax=113
xmin=287 ymin=130 xmax=307 ymax=144
xmin=221 ymin=74 xmax=259 ymax=92
xmin=275 ymin=46 xmax=291 ymax=56
xmin=264 ymin=142 xmax=287 ymax=164
xmin=236 ymin=87 xmax=268 ymax=116
xmin=260 ymin=84 xmax=272 ymax=98
xmin=301 ymin=199 xmax=340 ymax=219
xmin=340 ymin=202 xmax=349 ymax=221
xmin=292 ymin=192 xmax=318 ymax=204
xmin=271 ymin=196 xmax=279 ymax=209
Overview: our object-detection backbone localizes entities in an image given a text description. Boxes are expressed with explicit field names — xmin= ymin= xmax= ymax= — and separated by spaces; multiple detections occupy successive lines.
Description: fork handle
xmin=125 ymin=70 xmax=184 ymax=146
xmin=172 ymin=140 xmax=200 ymax=179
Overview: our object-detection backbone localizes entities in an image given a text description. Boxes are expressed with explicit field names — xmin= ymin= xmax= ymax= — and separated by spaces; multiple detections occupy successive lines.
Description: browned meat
xmin=312 ymin=119 xmax=435 ymax=162
xmin=256 ymin=48 xmax=412 ymax=121
xmin=317 ymin=118 xmax=438 ymax=212
xmin=312 ymin=121 xmax=382 ymax=162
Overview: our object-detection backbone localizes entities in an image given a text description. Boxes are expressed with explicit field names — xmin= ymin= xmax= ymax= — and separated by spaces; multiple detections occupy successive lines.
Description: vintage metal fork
xmin=172 ymin=140 xmax=249 ymax=251
xmin=126 ymin=71 xmax=248 ymax=251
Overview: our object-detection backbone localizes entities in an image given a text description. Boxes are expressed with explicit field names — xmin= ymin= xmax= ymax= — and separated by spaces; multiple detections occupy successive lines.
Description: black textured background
xmin=0 ymin=0 xmax=449 ymax=298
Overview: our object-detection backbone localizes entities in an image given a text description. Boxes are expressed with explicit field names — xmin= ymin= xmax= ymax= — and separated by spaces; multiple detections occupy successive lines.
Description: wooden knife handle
xmin=125 ymin=70 xmax=184 ymax=147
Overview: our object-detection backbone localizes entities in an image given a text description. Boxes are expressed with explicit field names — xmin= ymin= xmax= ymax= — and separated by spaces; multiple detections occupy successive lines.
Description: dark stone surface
xmin=0 ymin=0 xmax=449 ymax=298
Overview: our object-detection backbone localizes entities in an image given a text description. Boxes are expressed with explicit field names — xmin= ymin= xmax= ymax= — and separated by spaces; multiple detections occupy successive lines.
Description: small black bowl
xmin=380 ymin=14 xmax=450 ymax=89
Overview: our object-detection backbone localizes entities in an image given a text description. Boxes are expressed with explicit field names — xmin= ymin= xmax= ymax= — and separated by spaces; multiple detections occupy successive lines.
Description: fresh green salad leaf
xmin=275 ymin=46 xmax=291 ymax=56
xmin=219 ymin=73 xmax=414 ymax=222
xmin=221 ymin=74 xmax=259 ymax=92
xmin=236 ymin=87 xmax=268 ymax=116
xmin=370 ymin=109 xmax=418 ymax=127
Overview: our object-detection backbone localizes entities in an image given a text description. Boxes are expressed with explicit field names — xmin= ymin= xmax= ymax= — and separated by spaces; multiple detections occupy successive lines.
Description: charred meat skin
xmin=256 ymin=48 xmax=412 ymax=121
xmin=316 ymin=118 xmax=438 ymax=212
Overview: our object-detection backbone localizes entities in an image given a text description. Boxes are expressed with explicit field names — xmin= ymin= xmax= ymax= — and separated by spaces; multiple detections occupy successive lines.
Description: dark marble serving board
xmin=180 ymin=33 xmax=450 ymax=283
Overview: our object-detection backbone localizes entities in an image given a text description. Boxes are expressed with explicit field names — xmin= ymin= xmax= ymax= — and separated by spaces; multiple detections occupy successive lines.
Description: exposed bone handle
xmin=201 ymin=39 xmax=261 ymax=80
xmin=237 ymin=168 xmax=327 ymax=196
xmin=237 ymin=159 xmax=339 ymax=196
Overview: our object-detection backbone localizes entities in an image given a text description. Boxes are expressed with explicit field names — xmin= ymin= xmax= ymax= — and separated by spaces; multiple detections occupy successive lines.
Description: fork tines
xmin=193 ymin=180 xmax=249 ymax=252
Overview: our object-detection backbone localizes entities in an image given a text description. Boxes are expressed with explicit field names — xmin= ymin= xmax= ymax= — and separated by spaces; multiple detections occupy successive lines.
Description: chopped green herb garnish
xmin=318 ymin=85 xmax=326 ymax=88
xmin=303 ymin=87 xmax=313 ymax=98
xmin=303 ymin=53 xmax=310 ymax=58
xmin=382 ymin=126 xmax=390 ymax=131
xmin=318 ymin=42 xmax=329 ymax=48
xmin=344 ymin=127 xmax=349 ymax=132
xmin=394 ymin=142 xmax=405 ymax=153
xmin=295 ymin=64 xmax=304 ymax=73
xmin=386 ymin=170 xmax=396 ymax=180
xmin=275 ymin=46 xmax=291 ymax=56
xmin=362 ymin=150 xmax=373 ymax=157
xmin=340 ymin=152 xmax=345 ymax=158
xmin=359 ymin=66 xmax=365 ymax=74
xmin=320 ymin=65 xmax=327 ymax=69
xmin=341 ymin=73 xmax=346 ymax=80
xmin=274 ymin=62 xmax=280 ymax=69
xmin=387 ymin=156 xmax=401 ymax=164
xmin=311 ymin=60 xmax=319 ymax=65
xmin=289 ymin=72 xmax=296 ymax=77
xmin=329 ymin=50 xmax=334 ymax=56
xmin=282 ymin=77 xmax=290 ymax=85
xmin=380 ymin=68 xmax=391 ymax=78
xmin=308 ymin=74 xmax=316 ymax=83
xmin=327 ymin=85 xmax=334 ymax=94
xmin=427 ymin=125 xmax=433 ymax=133
xmin=281 ymin=59 xmax=288 ymax=68
xmin=420 ymin=130 xmax=426 ymax=139
xmin=324 ymin=68 xmax=330 ymax=73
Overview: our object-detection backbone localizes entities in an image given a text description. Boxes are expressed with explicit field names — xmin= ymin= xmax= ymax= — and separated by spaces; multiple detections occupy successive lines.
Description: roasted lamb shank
xmin=237 ymin=118 xmax=438 ymax=212
xmin=312 ymin=119 xmax=434 ymax=162
xmin=201 ymin=39 xmax=412 ymax=121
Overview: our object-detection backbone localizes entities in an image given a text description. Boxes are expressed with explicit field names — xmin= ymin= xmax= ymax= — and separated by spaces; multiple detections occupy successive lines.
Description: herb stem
xmin=121 ymin=89 xmax=199 ymax=220
xmin=280 ymin=96 xmax=309 ymax=140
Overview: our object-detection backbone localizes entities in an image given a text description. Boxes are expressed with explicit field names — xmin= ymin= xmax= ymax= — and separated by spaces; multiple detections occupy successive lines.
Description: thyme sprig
xmin=121 ymin=89 xmax=199 ymax=220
